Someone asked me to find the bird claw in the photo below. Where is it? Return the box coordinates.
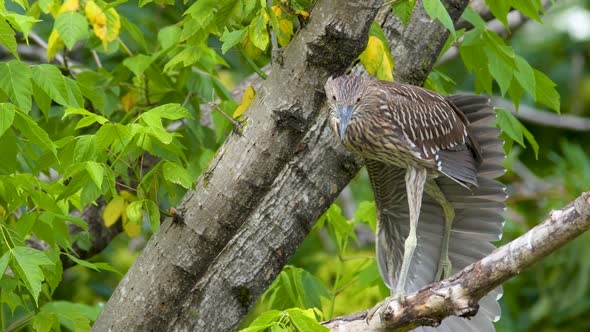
[365,294,402,325]
[435,257,452,282]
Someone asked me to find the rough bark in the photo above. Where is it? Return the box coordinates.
[323,192,590,331]
[92,0,381,331]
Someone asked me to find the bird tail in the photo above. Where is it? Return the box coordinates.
[373,94,506,332]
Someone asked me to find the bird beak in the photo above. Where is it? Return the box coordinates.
[337,105,354,139]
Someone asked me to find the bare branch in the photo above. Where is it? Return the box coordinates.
[323,192,590,331]
[493,97,590,131]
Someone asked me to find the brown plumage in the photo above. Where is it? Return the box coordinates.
[325,75,506,331]
[325,76,482,187]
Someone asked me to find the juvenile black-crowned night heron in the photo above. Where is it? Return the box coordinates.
[325,75,506,331]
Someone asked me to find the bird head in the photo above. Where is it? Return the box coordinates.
[324,75,369,140]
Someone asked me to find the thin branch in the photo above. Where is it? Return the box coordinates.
[92,50,103,69]
[323,192,590,331]
[208,102,244,134]
[493,97,590,131]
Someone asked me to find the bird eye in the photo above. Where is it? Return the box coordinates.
[356,97,361,103]
[332,95,336,101]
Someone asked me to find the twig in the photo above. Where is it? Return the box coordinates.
[382,0,398,7]
[267,0,279,64]
[92,50,103,69]
[323,192,590,331]
[62,48,77,79]
[208,102,244,135]
[493,97,590,131]
[28,31,64,65]
[239,46,268,80]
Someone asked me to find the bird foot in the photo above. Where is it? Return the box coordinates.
[434,257,452,282]
[365,293,403,325]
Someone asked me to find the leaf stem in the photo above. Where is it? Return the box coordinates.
[239,46,268,80]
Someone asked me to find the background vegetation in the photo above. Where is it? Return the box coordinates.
[0,0,588,330]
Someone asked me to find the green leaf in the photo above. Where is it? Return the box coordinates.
[485,0,511,29]
[74,135,97,162]
[521,123,539,158]
[0,102,16,137]
[41,301,102,332]
[123,54,153,76]
[31,64,70,106]
[55,12,89,49]
[0,127,16,174]
[242,310,282,330]
[164,46,202,72]
[6,13,39,40]
[141,103,192,120]
[496,108,524,147]
[391,0,416,27]
[422,0,455,37]
[221,28,247,54]
[354,201,376,232]
[10,246,54,305]
[64,107,109,130]
[513,55,536,99]
[120,16,148,52]
[0,60,32,111]
[10,0,28,10]
[534,69,560,113]
[126,201,143,224]
[13,110,58,158]
[0,18,19,59]
[286,308,328,332]
[248,13,269,51]
[144,199,161,233]
[461,6,486,29]
[158,25,181,50]
[0,252,9,276]
[32,310,60,332]
[64,77,84,107]
[512,0,543,22]
[485,47,513,96]
[162,161,193,189]
[32,80,52,118]
[85,161,104,189]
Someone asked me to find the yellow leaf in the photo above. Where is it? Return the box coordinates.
[271,5,282,18]
[121,92,136,112]
[359,36,394,81]
[122,201,141,237]
[47,29,64,61]
[119,190,137,202]
[241,33,262,59]
[295,9,309,20]
[85,0,120,50]
[58,0,79,14]
[277,19,293,46]
[103,196,126,227]
[123,216,141,237]
[233,85,256,118]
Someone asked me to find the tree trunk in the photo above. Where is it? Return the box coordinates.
[92,0,381,331]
